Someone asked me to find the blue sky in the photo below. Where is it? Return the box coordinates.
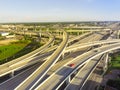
[0,0,120,22]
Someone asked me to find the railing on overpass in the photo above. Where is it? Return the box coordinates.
[0,32,54,77]
[15,30,68,90]
[35,42,120,90]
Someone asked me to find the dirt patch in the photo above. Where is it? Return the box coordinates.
[0,39,18,46]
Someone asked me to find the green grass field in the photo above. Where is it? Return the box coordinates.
[0,40,32,64]
[110,54,120,69]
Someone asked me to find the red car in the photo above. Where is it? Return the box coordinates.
[69,63,75,67]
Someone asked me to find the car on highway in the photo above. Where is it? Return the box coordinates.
[68,63,75,67]
[94,50,98,52]
[94,49,100,52]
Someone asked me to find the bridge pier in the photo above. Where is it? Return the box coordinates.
[59,31,61,36]
[29,33,32,37]
[9,71,14,77]
[39,30,41,37]
[50,41,54,47]
[69,51,72,55]
[66,76,71,84]
[38,32,41,41]
[62,53,65,59]
[67,42,71,47]
[117,30,120,39]
[103,53,109,75]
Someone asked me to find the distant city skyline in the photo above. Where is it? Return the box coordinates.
[0,0,120,22]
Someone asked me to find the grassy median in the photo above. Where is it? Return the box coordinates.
[109,53,120,69]
[0,40,42,65]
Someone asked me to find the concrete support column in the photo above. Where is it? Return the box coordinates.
[46,28,49,32]
[39,30,41,37]
[103,53,109,74]
[51,41,54,46]
[69,51,72,54]
[39,32,41,41]
[61,31,63,36]
[59,31,61,36]
[23,31,25,36]
[9,71,14,77]
[29,33,32,37]
[108,57,111,63]
[68,42,71,47]
[117,30,120,39]
[67,43,70,47]
[66,76,71,84]
[62,53,64,59]
[74,70,78,75]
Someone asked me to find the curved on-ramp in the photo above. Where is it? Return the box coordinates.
[0,33,54,77]
[35,42,120,90]
[15,30,68,90]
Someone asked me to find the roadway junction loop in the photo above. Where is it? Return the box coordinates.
[0,28,120,90]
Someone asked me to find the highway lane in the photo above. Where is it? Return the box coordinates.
[9,37,114,78]
[15,30,68,90]
[65,55,104,90]
[65,39,120,53]
[73,31,108,45]
[65,31,109,54]
[0,30,109,89]
[0,49,85,90]
[0,31,102,77]
[34,49,104,90]
[0,33,54,77]
[0,48,57,90]
[67,32,92,44]
[0,63,41,90]
[36,32,92,55]
[67,31,118,90]
[0,24,115,86]
[34,30,109,89]
[0,32,99,90]
[0,30,106,69]
[36,39,117,78]
[62,31,117,90]
[35,43,120,90]
[11,31,109,89]
[78,31,117,90]
[0,47,91,90]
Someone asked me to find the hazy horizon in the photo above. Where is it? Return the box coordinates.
[0,0,120,22]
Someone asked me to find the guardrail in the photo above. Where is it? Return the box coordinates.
[0,32,54,77]
[65,32,117,90]
[55,42,120,90]
[0,31,113,77]
[68,32,92,44]
[65,54,105,90]
[35,42,120,90]
[15,30,68,90]
[65,39,120,53]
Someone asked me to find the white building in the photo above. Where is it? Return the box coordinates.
[0,32,9,36]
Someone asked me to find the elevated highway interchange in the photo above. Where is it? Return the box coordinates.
[0,27,120,90]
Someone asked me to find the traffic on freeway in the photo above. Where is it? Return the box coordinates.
[0,23,120,90]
